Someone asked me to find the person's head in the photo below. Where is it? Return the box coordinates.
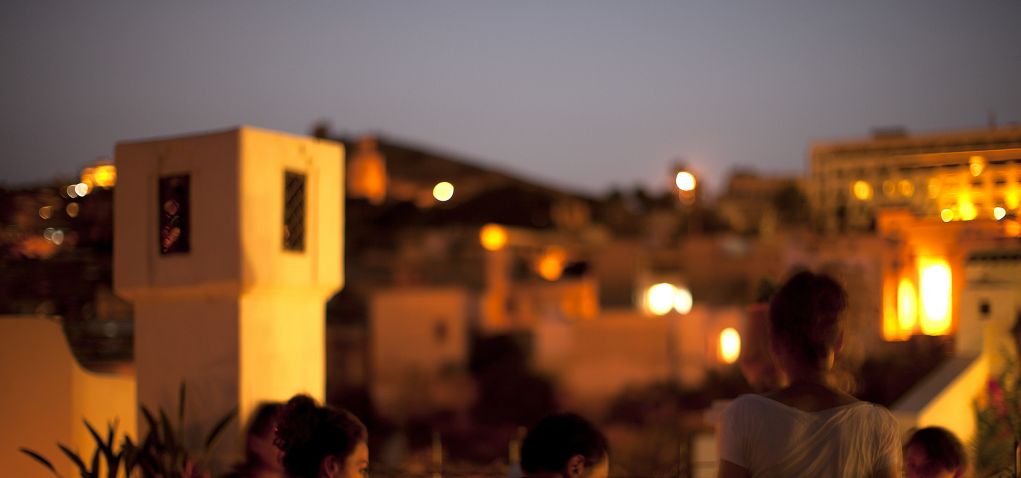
[274,395,368,478]
[520,413,609,478]
[768,270,847,375]
[904,427,967,478]
[243,402,285,471]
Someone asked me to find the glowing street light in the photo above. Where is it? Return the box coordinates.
[675,171,696,192]
[645,283,676,316]
[480,224,508,251]
[994,207,1007,221]
[91,164,117,188]
[673,286,693,314]
[719,328,741,364]
[433,181,454,202]
[852,180,872,201]
[537,246,566,281]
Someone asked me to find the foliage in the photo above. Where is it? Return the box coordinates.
[973,353,1021,478]
[20,383,236,478]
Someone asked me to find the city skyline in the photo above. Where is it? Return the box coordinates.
[3,0,1020,194]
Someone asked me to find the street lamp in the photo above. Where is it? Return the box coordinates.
[675,171,696,192]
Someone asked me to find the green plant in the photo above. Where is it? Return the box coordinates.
[21,383,236,478]
[20,419,126,478]
[973,352,1021,478]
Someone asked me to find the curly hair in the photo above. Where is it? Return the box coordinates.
[274,395,367,478]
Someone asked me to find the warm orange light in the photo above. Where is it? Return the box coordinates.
[66,203,79,218]
[994,207,1007,221]
[958,200,977,221]
[38,206,53,219]
[645,283,676,316]
[432,181,454,202]
[675,172,696,192]
[969,156,985,177]
[897,279,917,334]
[1006,220,1021,237]
[940,209,954,222]
[919,259,952,336]
[719,328,741,364]
[1007,192,1020,209]
[898,179,914,197]
[673,287,693,314]
[91,165,117,188]
[882,180,896,198]
[852,180,872,201]
[537,247,566,281]
[480,224,508,251]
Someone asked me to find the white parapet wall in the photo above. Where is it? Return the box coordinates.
[892,354,987,444]
[0,316,136,478]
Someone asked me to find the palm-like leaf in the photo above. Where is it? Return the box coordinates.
[204,407,237,452]
[19,448,61,477]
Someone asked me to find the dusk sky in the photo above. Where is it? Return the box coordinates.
[3,1,1020,194]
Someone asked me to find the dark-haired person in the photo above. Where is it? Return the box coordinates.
[226,402,285,478]
[717,271,901,478]
[274,395,368,478]
[904,427,968,478]
[520,412,609,478]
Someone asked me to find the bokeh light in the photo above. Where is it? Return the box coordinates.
[897,278,917,334]
[969,155,985,177]
[479,224,508,251]
[432,181,454,202]
[74,183,89,197]
[673,287,693,314]
[898,179,914,197]
[719,328,741,364]
[852,180,872,201]
[66,203,79,218]
[940,209,954,222]
[644,283,676,316]
[994,207,1006,220]
[919,259,952,336]
[537,247,566,281]
[91,165,117,188]
[675,172,696,192]
[958,200,977,221]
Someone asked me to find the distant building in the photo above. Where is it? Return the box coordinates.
[809,125,1021,232]
[715,171,807,235]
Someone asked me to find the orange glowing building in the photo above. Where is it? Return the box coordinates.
[811,125,1021,342]
[810,125,1021,233]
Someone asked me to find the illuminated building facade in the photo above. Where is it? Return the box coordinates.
[809,126,1021,233]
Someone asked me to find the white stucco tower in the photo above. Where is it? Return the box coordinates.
[113,126,343,464]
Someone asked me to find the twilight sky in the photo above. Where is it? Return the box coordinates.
[2,1,1020,194]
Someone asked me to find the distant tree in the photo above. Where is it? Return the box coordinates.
[310,120,332,139]
[469,333,555,427]
[772,184,811,227]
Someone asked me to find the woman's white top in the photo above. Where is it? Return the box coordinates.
[718,394,901,478]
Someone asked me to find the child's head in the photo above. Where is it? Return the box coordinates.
[520,413,609,478]
[904,427,967,478]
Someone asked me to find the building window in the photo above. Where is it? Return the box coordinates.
[283,171,306,252]
[159,175,190,255]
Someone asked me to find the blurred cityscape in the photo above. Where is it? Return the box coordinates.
[4,121,1021,476]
